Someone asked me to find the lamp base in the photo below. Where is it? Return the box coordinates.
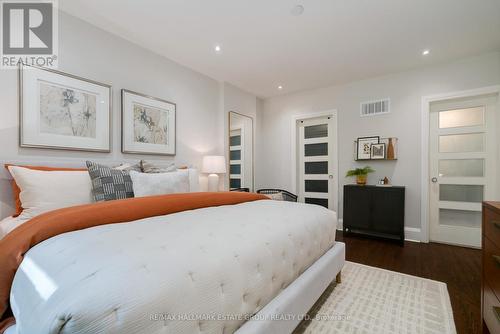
[207,174,219,192]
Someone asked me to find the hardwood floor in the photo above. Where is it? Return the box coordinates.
[335,231,482,334]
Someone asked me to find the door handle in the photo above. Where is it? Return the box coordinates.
[431,177,438,183]
[491,221,500,229]
[329,175,333,179]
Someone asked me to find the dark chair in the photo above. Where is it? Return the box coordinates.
[257,189,298,202]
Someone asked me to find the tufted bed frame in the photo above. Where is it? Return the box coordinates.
[236,242,345,333]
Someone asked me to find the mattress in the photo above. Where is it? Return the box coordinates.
[10,199,337,333]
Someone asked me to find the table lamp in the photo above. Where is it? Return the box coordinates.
[202,155,226,192]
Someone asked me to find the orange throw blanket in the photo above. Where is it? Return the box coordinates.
[0,192,267,331]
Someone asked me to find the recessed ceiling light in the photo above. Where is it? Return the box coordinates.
[291,5,304,16]
[278,85,283,90]
[422,49,430,56]
[214,45,222,53]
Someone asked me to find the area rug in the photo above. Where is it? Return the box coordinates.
[294,261,456,334]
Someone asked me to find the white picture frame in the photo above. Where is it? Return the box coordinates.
[121,89,176,156]
[19,64,111,152]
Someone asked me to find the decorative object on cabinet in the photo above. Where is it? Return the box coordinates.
[354,137,398,161]
[19,63,111,152]
[346,166,375,185]
[202,155,226,192]
[356,136,379,160]
[377,177,391,185]
[343,184,405,245]
[482,201,500,334]
[386,137,395,160]
[121,89,176,155]
[370,143,386,159]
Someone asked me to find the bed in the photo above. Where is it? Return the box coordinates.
[0,179,344,334]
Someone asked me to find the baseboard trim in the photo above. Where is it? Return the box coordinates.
[337,220,421,243]
[404,227,421,243]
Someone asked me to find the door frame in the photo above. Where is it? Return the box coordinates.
[420,85,500,243]
[290,110,339,214]
[227,111,254,191]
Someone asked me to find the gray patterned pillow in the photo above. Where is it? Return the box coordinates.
[86,161,134,202]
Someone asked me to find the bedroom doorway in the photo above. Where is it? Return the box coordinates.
[428,93,498,248]
[296,114,337,211]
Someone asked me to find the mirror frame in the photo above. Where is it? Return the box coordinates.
[228,111,255,192]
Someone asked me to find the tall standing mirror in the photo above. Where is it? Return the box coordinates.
[228,112,254,191]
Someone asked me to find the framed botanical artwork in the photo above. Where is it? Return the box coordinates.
[356,136,379,160]
[370,143,386,159]
[121,89,176,155]
[19,64,111,152]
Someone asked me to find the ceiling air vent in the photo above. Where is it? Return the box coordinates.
[360,98,390,117]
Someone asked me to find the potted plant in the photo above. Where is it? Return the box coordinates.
[346,166,375,185]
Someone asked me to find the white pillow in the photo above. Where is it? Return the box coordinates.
[7,166,94,220]
[130,170,190,197]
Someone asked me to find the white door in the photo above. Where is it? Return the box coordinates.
[297,116,336,210]
[429,94,498,248]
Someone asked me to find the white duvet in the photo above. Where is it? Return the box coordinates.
[9,200,337,334]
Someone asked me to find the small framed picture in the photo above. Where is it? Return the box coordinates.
[19,63,111,152]
[370,143,386,159]
[356,136,379,160]
[121,89,176,155]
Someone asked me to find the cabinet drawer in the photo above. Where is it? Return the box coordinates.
[483,283,500,334]
[484,237,500,301]
[484,206,500,248]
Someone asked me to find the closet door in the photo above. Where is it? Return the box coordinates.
[429,94,498,248]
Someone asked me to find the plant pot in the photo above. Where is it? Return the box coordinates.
[356,175,367,185]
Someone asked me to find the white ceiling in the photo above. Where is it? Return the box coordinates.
[60,0,500,98]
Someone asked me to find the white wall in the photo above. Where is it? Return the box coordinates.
[0,12,225,218]
[257,52,500,239]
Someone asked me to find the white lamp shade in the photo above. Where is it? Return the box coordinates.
[202,155,226,174]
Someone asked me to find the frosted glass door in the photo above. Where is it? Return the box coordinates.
[297,116,335,209]
[429,95,498,248]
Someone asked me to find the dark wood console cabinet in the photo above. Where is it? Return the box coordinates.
[482,202,500,334]
[343,184,405,245]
